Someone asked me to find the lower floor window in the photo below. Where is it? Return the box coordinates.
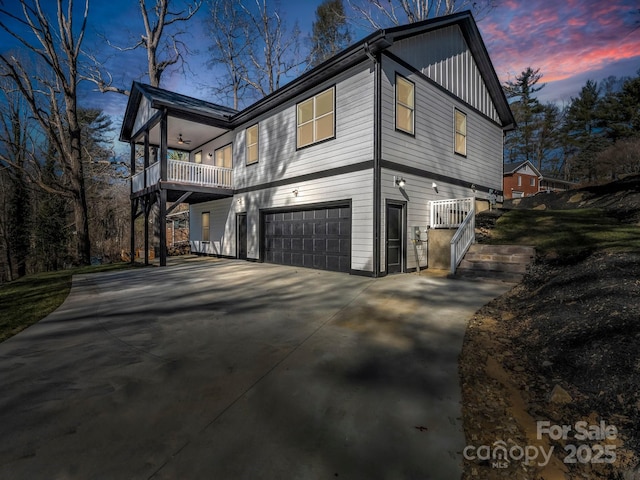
[202,212,210,242]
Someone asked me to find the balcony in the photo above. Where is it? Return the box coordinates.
[131,160,233,194]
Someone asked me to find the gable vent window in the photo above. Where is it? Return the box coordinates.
[297,87,335,149]
[396,75,415,135]
[246,124,259,165]
[454,109,467,156]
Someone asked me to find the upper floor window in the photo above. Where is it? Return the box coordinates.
[214,144,233,168]
[530,177,536,187]
[297,87,335,149]
[454,109,467,156]
[246,125,259,165]
[396,75,415,135]
[517,175,522,186]
[194,150,202,164]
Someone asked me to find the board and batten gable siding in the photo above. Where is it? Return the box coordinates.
[132,95,156,138]
[388,25,499,123]
[189,169,374,272]
[380,55,503,193]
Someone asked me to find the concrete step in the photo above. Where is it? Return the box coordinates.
[454,268,526,283]
[466,244,536,256]
[454,243,536,283]
[458,259,529,273]
[463,252,534,264]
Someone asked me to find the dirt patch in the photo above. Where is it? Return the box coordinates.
[460,176,640,479]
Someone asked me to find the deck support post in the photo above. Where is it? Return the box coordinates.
[159,111,168,267]
[130,141,136,264]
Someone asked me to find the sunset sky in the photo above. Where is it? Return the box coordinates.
[1,0,639,121]
[480,0,640,102]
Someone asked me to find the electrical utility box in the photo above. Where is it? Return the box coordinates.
[413,226,429,242]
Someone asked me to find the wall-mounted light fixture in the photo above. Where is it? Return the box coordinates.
[292,189,299,197]
[471,184,477,193]
[394,176,406,188]
[208,152,213,158]
[432,182,439,193]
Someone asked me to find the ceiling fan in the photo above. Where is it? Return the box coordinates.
[177,133,192,145]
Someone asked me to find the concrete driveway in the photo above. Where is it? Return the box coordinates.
[0,259,512,479]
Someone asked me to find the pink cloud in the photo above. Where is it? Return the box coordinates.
[479,0,640,84]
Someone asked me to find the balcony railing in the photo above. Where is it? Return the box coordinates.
[131,160,233,193]
[429,197,474,229]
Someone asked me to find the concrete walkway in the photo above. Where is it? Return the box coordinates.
[0,259,512,479]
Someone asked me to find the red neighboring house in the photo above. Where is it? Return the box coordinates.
[503,161,542,199]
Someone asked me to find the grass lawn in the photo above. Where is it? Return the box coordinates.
[0,263,143,343]
[486,208,640,257]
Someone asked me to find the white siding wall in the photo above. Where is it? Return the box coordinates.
[190,169,374,272]
[190,63,374,187]
[380,169,476,272]
[388,25,499,123]
[190,197,234,255]
[379,50,504,273]
[381,55,504,193]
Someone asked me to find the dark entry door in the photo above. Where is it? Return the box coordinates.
[237,213,247,260]
[386,203,403,274]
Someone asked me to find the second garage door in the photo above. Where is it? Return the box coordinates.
[263,205,351,273]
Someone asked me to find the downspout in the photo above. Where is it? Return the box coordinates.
[366,42,382,278]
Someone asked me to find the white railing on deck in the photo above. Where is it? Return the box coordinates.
[130,160,233,192]
[148,161,160,185]
[167,160,232,188]
[131,171,144,192]
[430,197,474,229]
[450,204,476,274]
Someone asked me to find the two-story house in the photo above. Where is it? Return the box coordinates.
[503,161,542,199]
[120,11,515,276]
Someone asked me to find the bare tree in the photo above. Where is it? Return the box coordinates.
[207,0,250,109]
[87,0,202,94]
[207,0,304,106]
[0,0,92,265]
[241,0,304,97]
[347,0,496,29]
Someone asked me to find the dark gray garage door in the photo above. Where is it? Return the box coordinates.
[263,205,351,273]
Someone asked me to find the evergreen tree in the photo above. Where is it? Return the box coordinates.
[503,67,545,166]
[533,103,562,173]
[600,73,640,142]
[562,80,610,182]
[310,0,352,67]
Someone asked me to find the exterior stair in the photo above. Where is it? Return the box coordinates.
[454,244,536,283]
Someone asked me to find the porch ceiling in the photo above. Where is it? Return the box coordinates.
[141,117,229,152]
